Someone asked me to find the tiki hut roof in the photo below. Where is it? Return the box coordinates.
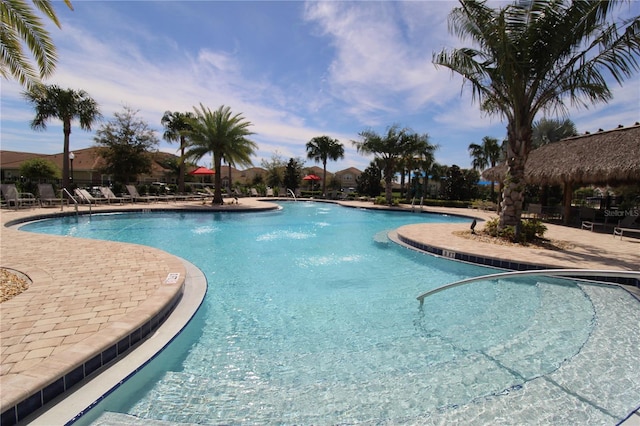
[482,124,640,186]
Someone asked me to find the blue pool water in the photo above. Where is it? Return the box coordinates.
[21,202,640,424]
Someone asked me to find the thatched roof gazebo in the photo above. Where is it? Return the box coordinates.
[483,123,640,223]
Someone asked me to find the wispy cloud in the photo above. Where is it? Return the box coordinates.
[2,1,638,173]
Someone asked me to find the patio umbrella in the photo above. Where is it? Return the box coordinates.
[303,174,321,191]
[190,166,215,184]
[190,166,215,176]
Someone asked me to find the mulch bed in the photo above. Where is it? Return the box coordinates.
[452,230,575,251]
[0,268,31,303]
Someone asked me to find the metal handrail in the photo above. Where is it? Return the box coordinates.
[61,188,83,215]
[417,269,640,306]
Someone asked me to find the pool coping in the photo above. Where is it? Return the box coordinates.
[1,199,639,424]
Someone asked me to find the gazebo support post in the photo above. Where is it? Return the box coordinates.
[562,180,573,225]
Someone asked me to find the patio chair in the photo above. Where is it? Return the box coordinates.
[1,184,37,209]
[613,215,640,240]
[250,188,259,197]
[75,188,107,205]
[580,206,604,231]
[38,183,65,207]
[100,187,131,204]
[266,187,274,197]
[197,187,216,199]
[125,185,158,203]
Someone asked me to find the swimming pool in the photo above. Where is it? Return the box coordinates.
[22,202,640,424]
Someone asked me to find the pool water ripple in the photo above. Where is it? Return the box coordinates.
[21,202,640,425]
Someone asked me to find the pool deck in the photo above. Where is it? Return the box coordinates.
[1,198,639,425]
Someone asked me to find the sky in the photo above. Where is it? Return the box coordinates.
[2,1,639,173]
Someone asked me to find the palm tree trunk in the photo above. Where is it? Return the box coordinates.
[322,160,327,197]
[62,120,71,190]
[178,136,186,193]
[499,135,528,240]
[384,166,393,204]
[213,155,223,205]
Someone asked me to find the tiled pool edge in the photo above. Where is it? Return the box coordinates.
[394,232,640,288]
[0,281,185,426]
[28,258,208,426]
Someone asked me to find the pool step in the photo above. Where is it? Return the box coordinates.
[125,343,524,424]
[92,411,196,425]
[419,278,594,379]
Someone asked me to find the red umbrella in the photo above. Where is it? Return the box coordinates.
[190,166,215,185]
[303,174,321,191]
[190,166,215,175]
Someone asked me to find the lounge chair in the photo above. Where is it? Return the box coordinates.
[580,206,604,231]
[75,188,107,204]
[125,185,158,203]
[266,187,274,197]
[38,183,65,207]
[1,184,37,209]
[613,215,640,240]
[203,187,215,197]
[250,188,259,197]
[100,187,131,204]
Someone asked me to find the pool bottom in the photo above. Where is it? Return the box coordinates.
[86,283,639,425]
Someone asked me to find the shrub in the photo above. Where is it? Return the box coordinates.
[423,199,472,208]
[483,218,547,243]
[374,196,386,205]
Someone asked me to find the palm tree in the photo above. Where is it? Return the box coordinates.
[434,0,640,238]
[353,125,424,205]
[161,111,194,193]
[416,137,438,199]
[399,132,435,199]
[1,0,73,90]
[184,104,256,205]
[24,84,101,190]
[532,118,577,148]
[305,135,345,196]
[468,136,501,200]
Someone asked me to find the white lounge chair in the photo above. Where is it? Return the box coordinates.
[75,188,107,204]
[100,187,131,204]
[580,207,604,231]
[125,185,158,203]
[1,184,36,209]
[613,215,640,240]
[38,183,65,207]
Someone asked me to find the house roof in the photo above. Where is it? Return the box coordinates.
[482,124,640,186]
[335,167,362,176]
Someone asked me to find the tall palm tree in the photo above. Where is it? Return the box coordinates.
[305,135,344,196]
[468,136,501,199]
[161,111,194,193]
[1,0,73,90]
[434,0,640,237]
[353,125,424,205]
[416,137,438,199]
[24,84,101,190]
[184,104,256,205]
[399,132,435,199]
